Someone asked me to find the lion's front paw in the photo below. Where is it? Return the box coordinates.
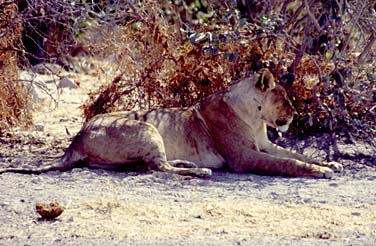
[322,167,334,179]
[324,161,343,173]
[313,167,334,179]
[195,168,212,178]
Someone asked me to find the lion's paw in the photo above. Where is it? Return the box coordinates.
[195,168,212,178]
[324,161,343,173]
[314,167,334,179]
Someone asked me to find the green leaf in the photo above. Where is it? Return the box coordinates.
[194,0,201,8]
[325,51,331,59]
[77,31,85,39]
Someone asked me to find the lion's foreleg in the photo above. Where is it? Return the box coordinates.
[260,142,315,162]
[260,143,343,172]
[228,150,334,178]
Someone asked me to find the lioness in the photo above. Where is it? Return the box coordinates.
[0,69,342,178]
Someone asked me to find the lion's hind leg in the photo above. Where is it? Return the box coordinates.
[157,162,212,178]
[140,126,212,178]
[147,156,212,178]
[147,151,212,179]
[125,121,211,178]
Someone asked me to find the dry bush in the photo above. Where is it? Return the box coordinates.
[236,0,376,145]
[0,1,31,133]
[82,0,375,147]
[8,0,376,147]
[288,57,375,140]
[83,1,265,120]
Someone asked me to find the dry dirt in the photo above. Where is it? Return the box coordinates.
[0,65,375,245]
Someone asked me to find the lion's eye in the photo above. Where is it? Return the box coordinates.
[258,106,262,111]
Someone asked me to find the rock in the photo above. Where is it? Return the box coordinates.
[32,63,64,75]
[35,202,65,219]
[57,77,79,95]
[24,80,50,104]
[34,123,44,132]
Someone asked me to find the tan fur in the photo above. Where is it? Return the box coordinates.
[0,69,343,178]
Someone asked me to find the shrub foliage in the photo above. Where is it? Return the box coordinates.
[83,0,376,142]
[1,0,375,145]
[0,1,31,132]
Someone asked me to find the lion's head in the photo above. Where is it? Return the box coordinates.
[256,69,296,132]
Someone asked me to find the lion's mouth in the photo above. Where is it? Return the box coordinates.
[277,124,289,133]
[263,120,290,132]
[274,118,290,133]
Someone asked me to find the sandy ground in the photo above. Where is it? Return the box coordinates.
[0,66,375,245]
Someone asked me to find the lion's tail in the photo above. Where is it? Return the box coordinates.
[0,147,76,175]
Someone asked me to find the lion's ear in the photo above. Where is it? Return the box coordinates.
[256,69,276,92]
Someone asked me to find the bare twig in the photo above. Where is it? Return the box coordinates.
[303,0,321,31]
[285,1,305,29]
[341,1,367,53]
[289,23,311,73]
[357,32,376,65]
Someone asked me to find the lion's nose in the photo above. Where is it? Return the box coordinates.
[275,119,287,126]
